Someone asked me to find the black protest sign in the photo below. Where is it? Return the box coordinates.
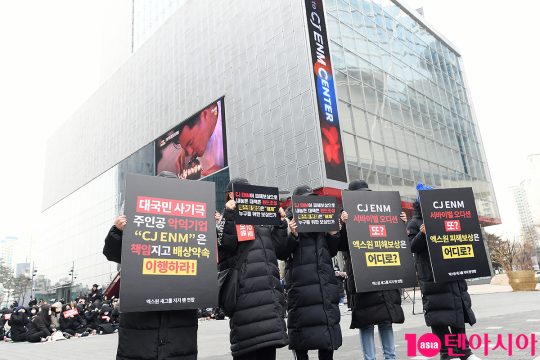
[120,174,218,313]
[342,190,416,292]
[419,187,491,282]
[233,183,281,226]
[292,195,339,233]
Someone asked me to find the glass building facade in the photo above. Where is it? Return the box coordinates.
[325,0,498,220]
[36,0,499,297]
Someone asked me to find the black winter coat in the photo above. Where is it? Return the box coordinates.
[27,312,53,338]
[89,288,103,303]
[218,208,288,356]
[1,310,12,336]
[407,211,476,328]
[338,225,405,329]
[84,308,100,330]
[59,306,86,333]
[8,312,29,341]
[103,225,198,360]
[59,313,76,331]
[75,304,87,326]
[278,230,342,351]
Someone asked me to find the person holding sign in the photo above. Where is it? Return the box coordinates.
[59,304,88,337]
[278,185,342,360]
[217,178,289,360]
[339,180,406,360]
[407,200,480,360]
[102,171,198,360]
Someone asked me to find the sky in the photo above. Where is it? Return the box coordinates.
[414,0,540,236]
[0,0,105,264]
[0,0,538,265]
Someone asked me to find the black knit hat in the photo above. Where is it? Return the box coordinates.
[293,185,315,196]
[225,177,249,192]
[348,180,371,191]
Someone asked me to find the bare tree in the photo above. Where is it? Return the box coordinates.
[12,275,32,305]
[0,260,14,305]
[485,233,533,271]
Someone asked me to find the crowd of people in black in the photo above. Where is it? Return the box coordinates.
[99,175,480,360]
[0,285,120,343]
[1,175,481,360]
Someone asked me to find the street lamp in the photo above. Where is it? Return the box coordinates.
[67,261,76,300]
[31,263,38,300]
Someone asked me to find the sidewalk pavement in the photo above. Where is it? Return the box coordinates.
[466,283,540,295]
[1,287,538,359]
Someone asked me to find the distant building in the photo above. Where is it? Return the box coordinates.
[0,236,16,270]
[39,0,500,288]
[511,154,540,268]
[33,274,52,297]
[15,263,30,278]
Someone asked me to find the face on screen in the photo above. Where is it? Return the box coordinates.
[155,99,225,180]
[178,103,219,157]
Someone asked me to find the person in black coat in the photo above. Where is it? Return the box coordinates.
[277,185,342,360]
[8,307,30,342]
[97,304,118,334]
[103,170,198,360]
[217,178,289,360]
[334,265,347,305]
[29,306,39,321]
[59,304,88,337]
[89,284,103,304]
[407,201,479,360]
[0,308,12,338]
[84,303,100,332]
[111,300,120,325]
[26,305,56,343]
[339,180,406,360]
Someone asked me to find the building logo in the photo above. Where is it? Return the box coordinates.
[305,0,347,182]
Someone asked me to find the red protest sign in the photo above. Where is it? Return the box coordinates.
[63,309,78,318]
[236,224,256,241]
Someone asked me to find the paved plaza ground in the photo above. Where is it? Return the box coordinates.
[1,285,539,360]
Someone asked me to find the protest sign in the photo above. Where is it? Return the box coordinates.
[342,190,416,291]
[419,187,491,282]
[292,195,339,233]
[120,174,218,312]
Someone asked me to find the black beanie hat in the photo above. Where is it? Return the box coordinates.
[348,180,371,191]
[225,177,249,192]
[293,185,315,196]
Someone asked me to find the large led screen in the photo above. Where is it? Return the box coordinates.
[155,98,227,180]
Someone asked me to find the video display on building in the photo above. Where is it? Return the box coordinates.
[155,98,227,180]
